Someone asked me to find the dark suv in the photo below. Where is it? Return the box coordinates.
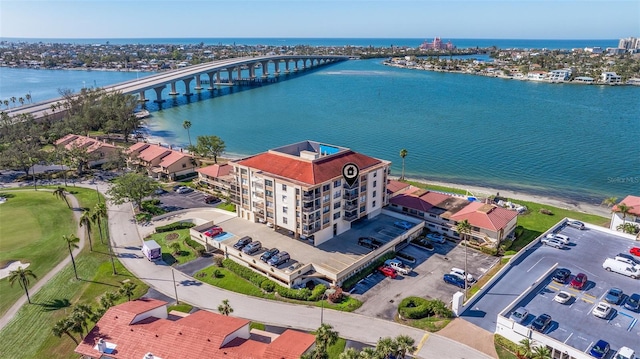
[530,313,552,332]
[233,236,252,250]
[260,248,279,262]
[268,251,290,267]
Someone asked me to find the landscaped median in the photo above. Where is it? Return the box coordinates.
[143,221,201,264]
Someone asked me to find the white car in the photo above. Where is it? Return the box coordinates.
[615,347,635,359]
[592,302,612,319]
[541,237,565,249]
[426,233,446,244]
[553,291,572,304]
[450,268,475,283]
[509,307,529,324]
[545,233,570,244]
[385,259,411,275]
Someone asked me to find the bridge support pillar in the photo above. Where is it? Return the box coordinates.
[216,71,222,86]
[183,78,193,96]
[237,67,242,81]
[250,65,256,79]
[207,72,216,90]
[261,61,269,78]
[227,69,234,85]
[194,75,202,90]
[169,82,179,95]
[138,91,148,102]
[274,61,280,77]
[153,86,165,103]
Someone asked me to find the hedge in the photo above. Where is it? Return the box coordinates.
[156,221,195,233]
[494,334,520,355]
[184,237,206,256]
[398,297,431,319]
[222,259,267,287]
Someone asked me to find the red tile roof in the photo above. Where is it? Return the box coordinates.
[137,145,171,162]
[127,142,149,153]
[159,151,192,168]
[613,195,640,216]
[389,190,451,212]
[237,150,383,186]
[450,202,518,231]
[386,180,411,196]
[74,299,314,359]
[197,163,232,178]
[54,134,116,153]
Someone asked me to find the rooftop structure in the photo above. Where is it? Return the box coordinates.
[54,134,118,167]
[127,142,196,181]
[74,298,315,359]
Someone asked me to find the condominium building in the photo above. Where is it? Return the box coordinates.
[231,141,391,246]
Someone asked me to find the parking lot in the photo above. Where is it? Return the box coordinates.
[352,238,498,320]
[155,187,219,212]
[462,223,640,356]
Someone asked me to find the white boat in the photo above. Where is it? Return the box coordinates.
[134,110,150,119]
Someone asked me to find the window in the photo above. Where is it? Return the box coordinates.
[265,190,273,197]
[282,184,287,191]
[241,178,248,185]
[334,202,340,209]
[266,201,273,208]
[241,169,247,175]
[266,212,273,218]
[334,190,341,199]
[283,206,288,214]
[372,201,376,208]
[360,195,366,203]
[282,195,287,201]
[360,206,366,213]
[333,212,340,220]
[373,171,377,177]
[334,179,341,188]
[373,180,377,187]
[323,184,330,191]
[265,179,273,186]
[373,190,377,198]
[282,217,288,224]
[242,189,248,195]
[323,205,329,214]
[323,194,330,203]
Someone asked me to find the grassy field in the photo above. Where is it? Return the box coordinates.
[145,229,197,265]
[0,187,148,359]
[0,189,79,316]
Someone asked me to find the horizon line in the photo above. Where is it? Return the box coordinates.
[0,36,626,41]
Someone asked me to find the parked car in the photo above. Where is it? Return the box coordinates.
[204,195,220,204]
[260,248,279,262]
[570,273,588,290]
[233,236,252,250]
[541,237,565,249]
[384,259,411,275]
[393,221,413,230]
[268,251,290,267]
[615,347,636,359]
[589,340,610,358]
[358,237,379,250]
[378,265,398,279]
[615,253,639,265]
[242,241,262,254]
[602,258,640,279]
[631,247,640,257]
[546,233,570,244]
[509,307,529,324]
[284,263,303,274]
[176,186,194,194]
[530,313,552,333]
[605,287,623,305]
[553,291,572,304]
[552,268,571,283]
[450,267,475,283]
[443,274,466,289]
[624,293,640,312]
[154,188,167,195]
[204,226,223,237]
[592,302,612,319]
[172,185,183,192]
[566,220,585,230]
[426,233,446,244]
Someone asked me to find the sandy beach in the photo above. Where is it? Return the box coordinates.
[398,176,612,218]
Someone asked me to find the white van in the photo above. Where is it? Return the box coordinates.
[615,347,635,359]
[602,258,640,279]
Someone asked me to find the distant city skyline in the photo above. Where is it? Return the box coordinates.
[1,0,638,40]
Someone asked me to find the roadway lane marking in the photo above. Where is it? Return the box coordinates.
[414,333,430,354]
[564,332,573,343]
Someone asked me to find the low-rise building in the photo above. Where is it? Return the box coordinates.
[610,195,640,233]
[55,134,119,168]
[127,142,197,180]
[601,72,622,85]
[74,298,315,359]
[196,163,236,199]
[548,69,571,82]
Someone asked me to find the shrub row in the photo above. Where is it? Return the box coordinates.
[341,251,396,291]
[222,259,267,287]
[398,297,431,319]
[494,334,520,355]
[156,222,195,233]
[184,237,205,256]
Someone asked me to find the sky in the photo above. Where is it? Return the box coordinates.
[0,0,638,39]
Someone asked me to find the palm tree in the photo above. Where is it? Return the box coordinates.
[79,209,93,251]
[100,291,120,309]
[314,323,339,359]
[53,186,70,208]
[72,304,93,335]
[339,348,360,359]
[399,149,408,181]
[217,299,234,316]
[394,335,416,359]
[602,196,618,208]
[375,337,397,359]
[119,282,137,301]
[531,345,552,359]
[183,120,193,148]
[91,203,107,244]
[358,348,378,359]
[63,234,80,280]
[8,267,37,304]
[517,338,534,359]
[614,202,633,228]
[25,92,31,104]
[52,319,79,344]
[456,219,472,300]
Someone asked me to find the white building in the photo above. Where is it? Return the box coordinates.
[231,141,391,246]
[601,72,622,85]
[610,195,640,233]
[548,69,572,82]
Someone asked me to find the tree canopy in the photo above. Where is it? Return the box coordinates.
[191,135,226,163]
[106,172,160,210]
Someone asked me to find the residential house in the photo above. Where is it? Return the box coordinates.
[601,72,622,85]
[610,195,640,232]
[527,71,547,81]
[127,142,197,180]
[74,298,315,359]
[231,140,391,246]
[196,163,236,199]
[548,69,571,82]
[388,185,518,246]
[55,134,119,168]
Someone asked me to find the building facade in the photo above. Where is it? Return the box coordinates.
[55,134,119,168]
[127,142,197,180]
[610,195,640,234]
[231,141,391,246]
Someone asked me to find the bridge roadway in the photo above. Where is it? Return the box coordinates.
[5,54,348,119]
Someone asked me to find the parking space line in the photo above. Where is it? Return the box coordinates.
[547,284,560,291]
[617,311,634,319]
[583,293,596,300]
[581,297,594,304]
[564,332,573,343]
[628,318,637,331]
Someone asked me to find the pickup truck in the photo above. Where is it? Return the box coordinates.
[384,259,412,275]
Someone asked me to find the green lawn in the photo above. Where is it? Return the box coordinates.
[217,202,236,212]
[0,187,148,359]
[0,189,79,316]
[145,229,198,265]
[327,337,347,358]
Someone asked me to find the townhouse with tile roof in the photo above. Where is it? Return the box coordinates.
[196,163,236,200]
[74,298,315,359]
[55,134,119,168]
[231,140,391,246]
[610,195,640,234]
[127,142,197,181]
[387,181,518,246]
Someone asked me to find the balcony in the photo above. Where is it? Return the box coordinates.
[302,205,316,213]
[302,194,314,202]
[343,203,357,211]
[343,191,359,201]
[343,212,358,222]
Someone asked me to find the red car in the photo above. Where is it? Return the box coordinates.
[570,273,588,290]
[204,226,223,237]
[630,247,640,257]
[378,265,397,279]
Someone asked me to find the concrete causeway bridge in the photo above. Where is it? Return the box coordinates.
[5,54,349,119]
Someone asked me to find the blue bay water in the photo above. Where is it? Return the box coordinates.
[1,39,638,205]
